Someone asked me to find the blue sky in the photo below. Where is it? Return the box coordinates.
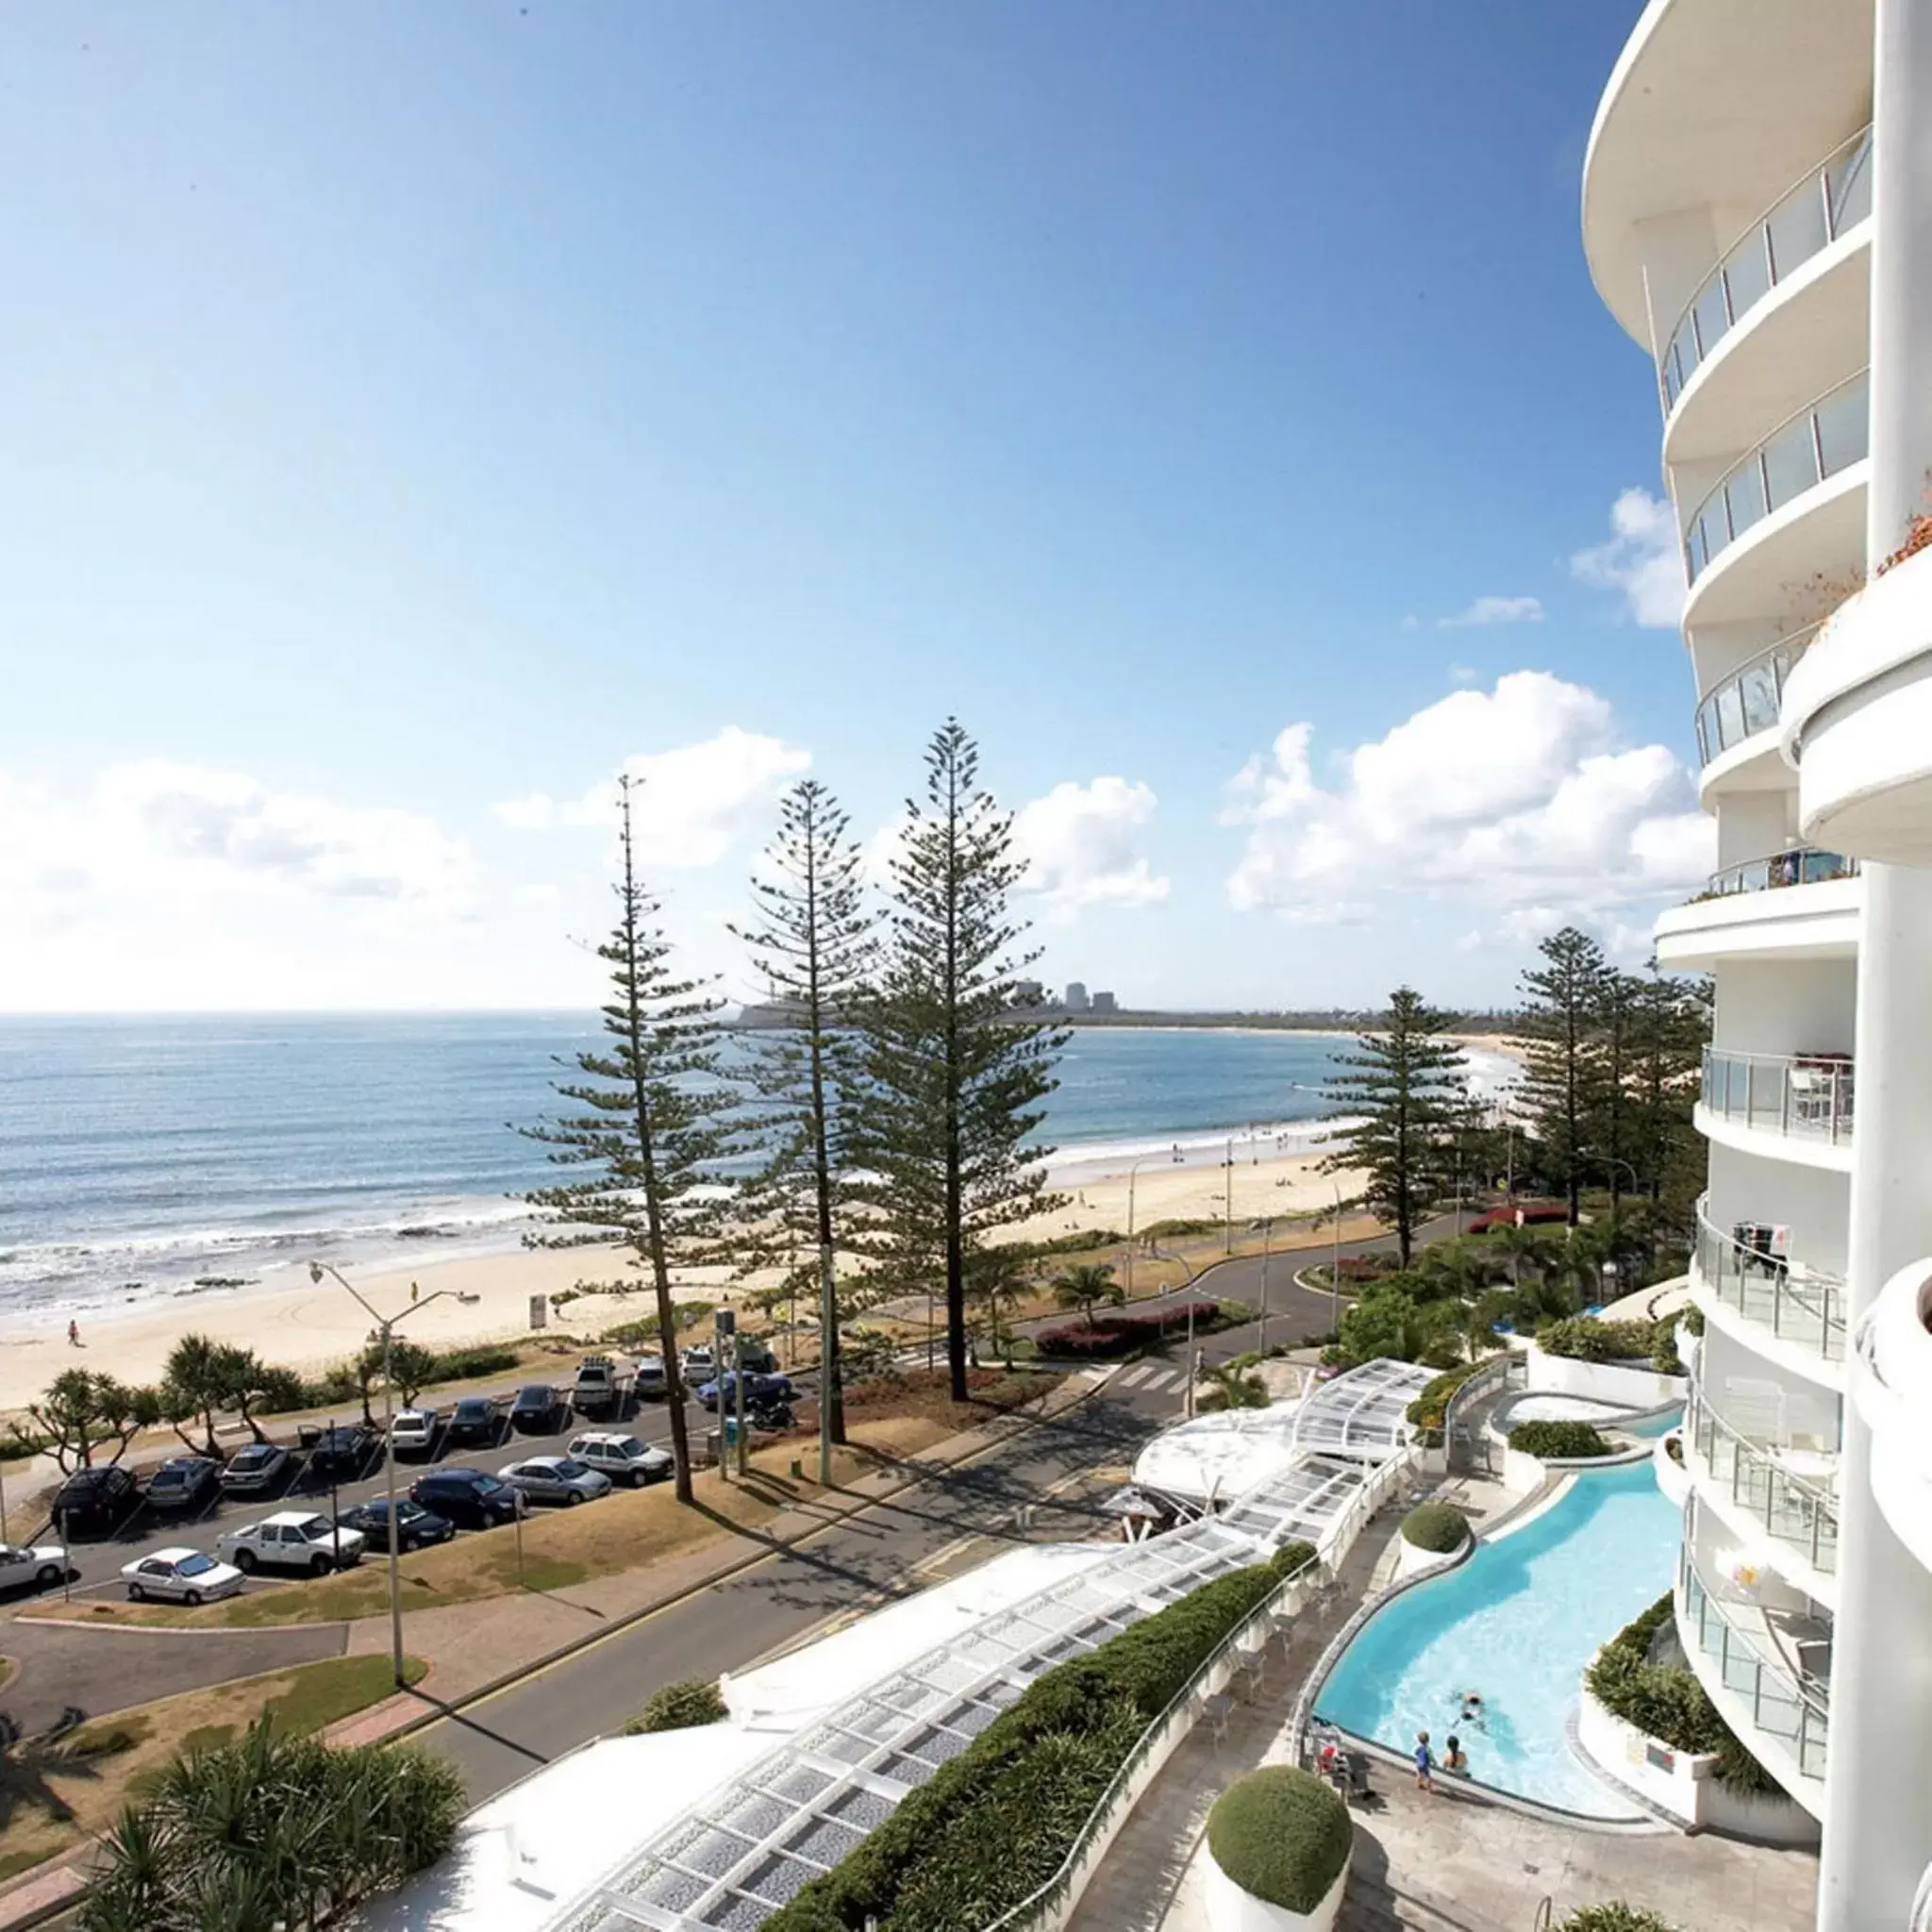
[0,1,1706,1012]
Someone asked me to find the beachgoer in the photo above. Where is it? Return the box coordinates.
[1459,1690,1485,1725]
[1413,1730,1435,1792]
[1444,1735,1468,1775]
[67,1320,79,1347]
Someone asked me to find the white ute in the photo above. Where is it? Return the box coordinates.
[217,1510,365,1575]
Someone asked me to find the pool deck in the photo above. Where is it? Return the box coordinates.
[1072,1470,1818,1932]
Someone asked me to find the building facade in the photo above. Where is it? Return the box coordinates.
[1585,2,1932,1924]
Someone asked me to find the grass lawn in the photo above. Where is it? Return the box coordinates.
[37,1371,1065,1633]
[0,1653,425,1882]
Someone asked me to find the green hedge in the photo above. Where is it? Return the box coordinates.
[629,1678,727,1733]
[1400,1502,1470,1555]
[1679,1303,1705,1338]
[1557,1907,1680,1932]
[1507,1420,1614,1459]
[1207,1766,1352,1912]
[1536,1317,1654,1363]
[761,1541,1319,1931]
[1404,1361,1485,1446]
[1585,1595,1778,1797]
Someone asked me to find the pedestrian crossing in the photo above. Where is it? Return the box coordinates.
[1116,1361,1189,1393]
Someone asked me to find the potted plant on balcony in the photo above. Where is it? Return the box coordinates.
[1205,1765,1353,1932]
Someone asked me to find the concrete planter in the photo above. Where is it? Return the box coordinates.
[1393,1530,1465,1580]
[1524,1341,1686,1410]
[1205,1844,1347,1932]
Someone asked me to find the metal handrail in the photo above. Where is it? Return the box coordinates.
[1692,1196,1846,1360]
[1705,845,1859,897]
[1659,125,1874,414]
[1684,369,1870,585]
[1693,625,1820,765]
[1683,1378,1838,1574]
[1701,1045,1855,1145]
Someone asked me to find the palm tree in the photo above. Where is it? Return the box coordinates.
[1196,1362,1268,1412]
[0,1711,98,1834]
[1459,1288,1516,1362]
[1051,1261,1123,1328]
[967,1244,1033,1361]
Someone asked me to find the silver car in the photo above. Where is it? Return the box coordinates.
[122,1546,245,1606]
[500,1456,612,1507]
[567,1431,675,1487]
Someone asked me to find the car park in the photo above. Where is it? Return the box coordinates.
[144,1456,221,1513]
[445,1396,502,1448]
[122,1547,245,1606]
[695,1371,796,1412]
[566,1432,675,1487]
[633,1355,668,1399]
[336,1498,455,1552]
[0,1541,69,1593]
[389,1408,440,1458]
[409,1467,522,1529]
[500,1457,612,1507]
[220,1442,292,1495]
[509,1384,563,1434]
[308,1423,379,1478]
[217,1511,365,1575]
[49,1464,137,1537]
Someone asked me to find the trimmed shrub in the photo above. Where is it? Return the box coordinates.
[1650,1319,1684,1377]
[1557,1907,1680,1932]
[1466,1202,1568,1234]
[1270,1539,1318,1580]
[629,1678,727,1733]
[1507,1419,1613,1459]
[1679,1303,1706,1337]
[1404,1361,1484,1447]
[1586,1595,1780,1798]
[760,1558,1287,1931]
[1400,1502,1469,1555]
[1034,1301,1220,1359]
[1536,1317,1655,1364]
[1207,1766,1353,1914]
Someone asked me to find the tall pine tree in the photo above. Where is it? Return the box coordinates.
[1626,959,1710,1218]
[1320,988,1469,1268]
[522,776,737,1506]
[856,722,1066,1401]
[1517,926,1611,1226]
[730,779,874,1481]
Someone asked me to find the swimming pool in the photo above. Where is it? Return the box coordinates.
[1314,1458,1681,1817]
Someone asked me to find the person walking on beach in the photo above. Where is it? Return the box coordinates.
[67,1319,79,1347]
[1413,1730,1436,1792]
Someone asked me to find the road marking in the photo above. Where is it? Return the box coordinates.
[1119,1364,1157,1389]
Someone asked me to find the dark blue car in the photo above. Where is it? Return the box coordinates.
[695,1371,795,1413]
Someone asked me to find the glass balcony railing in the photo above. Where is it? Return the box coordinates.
[1680,1544,1829,1781]
[1701,1047,1855,1145]
[1706,846,1860,897]
[1693,1197,1846,1364]
[1693,628,1819,765]
[1685,1382,1838,1574]
[1684,371,1870,585]
[1659,127,1874,413]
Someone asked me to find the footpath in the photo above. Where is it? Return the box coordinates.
[0,1365,1117,1930]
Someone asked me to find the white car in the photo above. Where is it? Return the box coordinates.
[500,1456,613,1507]
[0,1540,68,1594]
[633,1355,668,1399]
[681,1344,716,1381]
[122,1546,244,1606]
[216,1511,366,1575]
[390,1408,440,1457]
[568,1432,675,1488]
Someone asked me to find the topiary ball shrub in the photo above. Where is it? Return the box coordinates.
[1207,1765,1353,1915]
[1507,1419,1613,1459]
[1557,1907,1681,1932]
[629,1677,727,1733]
[1400,1502,1470,1555]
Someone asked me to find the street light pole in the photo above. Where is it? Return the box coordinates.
[1258,1216,1274,1357]
[309,1261,455,1690]
[1124,1158,1153,1303]
[1329,1180,1344,1335]
[1223,1137,1234,1256]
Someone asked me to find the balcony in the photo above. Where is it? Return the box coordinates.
[1704,846,1859,897]
[1701,1046,1854,1147]
[1679,1541,1829,1795]
[1684,372,1868,587]
[1694,628,1818,768]
[1693,1199,1846,1369]
[1658,128,1873,416]
[1683,1383,1838,1581]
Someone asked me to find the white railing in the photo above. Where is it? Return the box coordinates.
[1659,127,1873,414]
[1693,627,1819,765]
[1692,1198,1845,1363]
[1701,1046,1855,1146]
[1704,845,1859,898]
[1683,1379,1838,1574]
[1684,371,1869,585]
[1443,1354,1518,1474]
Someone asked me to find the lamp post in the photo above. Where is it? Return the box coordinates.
[1258,1216,1276,1357]
[1329,1181,1344,1335]
[1124,1157,1156,1302]
[1223,1137,1235,1256]
[1150,1245,1204,1419]
[308,1261,457,1689]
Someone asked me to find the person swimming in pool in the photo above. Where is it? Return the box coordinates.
[1458,1690,1486,1729]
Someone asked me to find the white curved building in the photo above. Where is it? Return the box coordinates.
[1586,2,1932,1924]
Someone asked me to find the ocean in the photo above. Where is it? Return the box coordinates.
[0,1014,1512,1326]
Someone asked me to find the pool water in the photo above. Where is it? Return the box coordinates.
[1315,1458,1681,1816]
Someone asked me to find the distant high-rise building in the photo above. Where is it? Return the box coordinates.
[1091,991,1119,1015]
[1063,982,1091,1013]
[1012,979,1045,1008]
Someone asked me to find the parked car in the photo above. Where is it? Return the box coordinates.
[220,1442,292,1495]
[0,1541,69,1593]
[445,1396,502,1448]
[633,1355,668,1399]
[680,1343,716,1382]
[500,1457,612,1507]
[509,1384,563,1435]
[122,1547,245,1606]
[389,1408,440,1458]
[695,1371,796,1413]
[336,1498,456,1552]
[144,1456,221,1513]
[735,1338,779,1375]
[570,1356,632,1419]
[409,1467,522,1529]
[567,1432,675,1488]
[49,1464,137,1536]
[217,1511,365,1575]
[308,1423,379,1478]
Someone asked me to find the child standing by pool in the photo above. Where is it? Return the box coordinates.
[1413,1730,1436,1791]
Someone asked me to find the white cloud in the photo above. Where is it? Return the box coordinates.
[1440,594,1543,628]
[1221,671,1713,924]
[1013,777,1169,914]
[1572,488,1686,628]
[495,727,810,869]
